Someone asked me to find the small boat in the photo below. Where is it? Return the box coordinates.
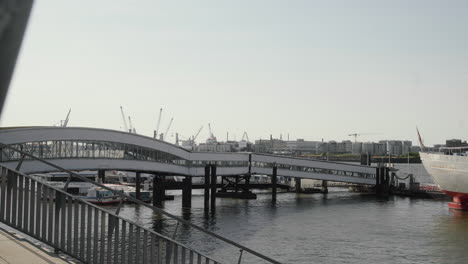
[81,184,152,204]
[81,187,123,204]
[105,184,152,202]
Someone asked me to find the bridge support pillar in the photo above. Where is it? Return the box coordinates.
[272,166,277,203]
[243,175,251,193]
[204,165,210,213]
[153,175,165,207]
[136,172,141,201]
[182,176,192,208]
[322,180,328,194]
[210,164,217,213]
[375,167,390,197]
[98,169,105,183]
[361,153,372,166]
[295,178,301,193]
[216,174,256,199]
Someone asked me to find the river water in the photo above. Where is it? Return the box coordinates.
[115,164,468,264]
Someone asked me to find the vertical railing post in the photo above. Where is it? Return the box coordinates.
[0,167,6,222]
[237,249,244,264]
[54,191,64,253]
[17,174,23,230]
[10,170,17,226]
[23,177,29,233]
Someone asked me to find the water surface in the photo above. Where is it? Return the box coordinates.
[116,165,468,264]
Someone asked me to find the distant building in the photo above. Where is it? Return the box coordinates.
[285,139,319,154]
[250,137,415,156]
[374,143,386,155]
[328,141,337,153]
[362,142,375,155]
[385,140,403,155]
[253,139,286,153]
[352,142,362,154]
[238,140,253,151]
[360,142,386,155]
[402,141,412,155]
[316,142,328,153]
[343,140,353,153]
[433,144,445,151]
[446,139,468,148]
[197,142,237,152]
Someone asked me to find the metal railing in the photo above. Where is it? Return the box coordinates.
[0,142,281,264]
[0,165,218,263]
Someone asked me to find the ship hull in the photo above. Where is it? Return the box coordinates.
[420,152,468,210]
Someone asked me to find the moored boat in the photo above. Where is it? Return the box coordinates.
[81,187,123,204]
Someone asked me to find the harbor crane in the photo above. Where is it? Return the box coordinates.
[128,116,136,133]
[348,133,380,143]
[120,106,129,132]
[193,126,203,141]
[163,117,174,141]
[207,123,217,143]
[241,131,250,142]
[62,108,71,127]
[208,123,214,138]
[154,108,163,138]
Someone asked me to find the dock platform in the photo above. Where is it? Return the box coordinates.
[0,225,77,264]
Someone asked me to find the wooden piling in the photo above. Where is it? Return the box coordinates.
[272,166,277,202]
[182,176,192,208]
[322,180,328,194]
[210,164,217,213]
[295,178,301,193]
[152,175,164,207]
[98,169,105,183]
[243,175,251,193]
[135,172,141,200]
[204,165,210,213]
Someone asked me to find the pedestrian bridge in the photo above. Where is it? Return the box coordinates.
[0,127,376,185]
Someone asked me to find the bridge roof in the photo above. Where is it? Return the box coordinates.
[0,126,376,184]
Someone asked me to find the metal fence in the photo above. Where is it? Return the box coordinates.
[0,165,218,264]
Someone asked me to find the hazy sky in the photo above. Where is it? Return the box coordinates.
[2,0,467,145]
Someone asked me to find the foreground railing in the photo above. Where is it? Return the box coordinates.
[0,142,280,264]
[0,165,218,263]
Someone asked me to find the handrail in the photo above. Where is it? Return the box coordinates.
[0,142,281,264]
[0,165,217,263]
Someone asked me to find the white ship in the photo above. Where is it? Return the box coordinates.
[31,171,97,195]
[420,147,468,210]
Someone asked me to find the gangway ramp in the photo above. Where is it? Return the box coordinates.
[251,154,376,185]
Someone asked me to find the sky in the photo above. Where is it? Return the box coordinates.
[2,0,468,146]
